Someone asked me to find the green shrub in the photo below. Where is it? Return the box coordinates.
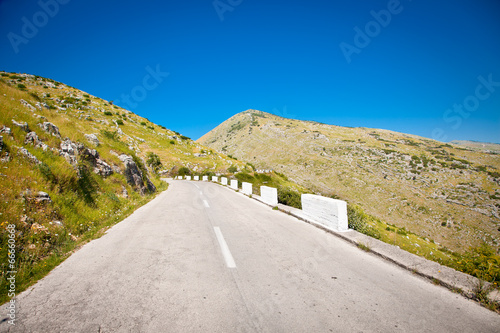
[104,111,113,116]
[17,83,26,89]
[228,165,238,173]
[178,167,191,176]
[347,205,381,239]
[116,119,124,126]
[169,140,175,145]
[454,244,500,283]
[146,152,162,173]
[277,187,302,209]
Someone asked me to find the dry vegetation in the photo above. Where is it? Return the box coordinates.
[199,110,500,286]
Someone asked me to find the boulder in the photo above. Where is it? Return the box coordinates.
[39,122,61,137]
[24,131,40,145]
[84,134,100,146]
[60,139,78,165]
[12,119,30,132]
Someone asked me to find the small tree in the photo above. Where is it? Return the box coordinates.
[178,167,191,176]
[146,152,162,174]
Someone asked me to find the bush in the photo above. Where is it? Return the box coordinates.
[17,84,26,89]
[228,165,238,173]
[146,152,162,173]
[104,111,113,116]
[116,119,124,126]
[235,172,255,183]
[169,140,175,145]
[178,167,191,176]
[277,187,302,209]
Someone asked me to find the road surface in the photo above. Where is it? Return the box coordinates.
[2,180,499,332]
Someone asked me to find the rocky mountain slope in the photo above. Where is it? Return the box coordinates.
[199,110,500,254]
[0,71,244,302]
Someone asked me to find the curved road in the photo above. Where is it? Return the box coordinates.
[2,180,499,332]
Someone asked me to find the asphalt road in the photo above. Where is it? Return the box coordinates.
[2,180,499,332]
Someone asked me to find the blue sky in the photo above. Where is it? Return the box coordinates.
[1,0,499,143]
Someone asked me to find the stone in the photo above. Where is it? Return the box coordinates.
[60,139,78,165]
[203,176,208,181]
[122,186,129,198]
[0,136,3,151]
[0,126,12,136]
[94,158,113,177]
[301,194,348,232]
[221,177,228,185]
[24,131,40,145]
[39,122,61,137]
[17,147,41,164]
[35,191,52,204]
[20,99,36,112]
[230,179,238,190]
[12,119,30,132]
[84,134,100,146]
[260,186,278,205]
[212,176,218,182]
[194,176,200,181]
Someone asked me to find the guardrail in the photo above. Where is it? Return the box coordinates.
[175,175,349,232]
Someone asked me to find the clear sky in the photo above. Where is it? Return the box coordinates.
[1,0,499,143]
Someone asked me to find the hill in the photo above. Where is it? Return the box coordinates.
[450,140,500,153]
[199,110,500,257]
[0,71,245,303]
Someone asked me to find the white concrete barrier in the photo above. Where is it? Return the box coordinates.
[242,182,252,195]
[230,179,238,190]
[185,176,192,181]
[260,186,278,206]
[221,177,228,185]
[301,194,348,232]
[194,176,200,181]
[212,176,218,182]
[178,176,183,180]
[202,176,208,181]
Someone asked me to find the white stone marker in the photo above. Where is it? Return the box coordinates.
[242,182,252,195]
[178,176,183,180]
[301,194,348,232]
[194,176,200,181]
[221,177,228,185]
[203,176,208,181]
[230,179,238,190]
[260,186,278,206]
[185,176,192,181]
[212,176,218,182]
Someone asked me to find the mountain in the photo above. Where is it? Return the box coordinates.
[199,110,500,255]
[0,71,244,302]
[450,140,500,153]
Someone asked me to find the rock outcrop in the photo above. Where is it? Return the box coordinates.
[39,122,61,137]
[84,133,100,146]
[12,119,30,132]
[119,154,155,195]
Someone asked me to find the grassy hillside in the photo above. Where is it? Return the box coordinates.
[199,110,500,285]
[0,71,245,303]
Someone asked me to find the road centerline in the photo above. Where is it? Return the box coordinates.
[213,226,236,268]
